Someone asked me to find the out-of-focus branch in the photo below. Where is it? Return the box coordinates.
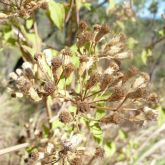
[0,143,29,156]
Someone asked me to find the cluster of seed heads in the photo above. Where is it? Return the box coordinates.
[8,21,158,164]
[0,0,48,20]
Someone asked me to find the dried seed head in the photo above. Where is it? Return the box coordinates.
[144,111,156,120]
[24,68,34,79]
[77,31,93,47]
[30,149,39,160]
[147,93,158,103]
[86,73,100,90]
[34,53,42,61]
[77,101,90,113]
[123,66,139,82]
[80,55,89,63]
[43,81,55,96]
[95,147,104,157]
[16,76,31,93]
[61,47,72,56]
[140,72,150,82]
[100,74,113,90]
[99,115,113,124]
[93,24,101,31]
[95,24,110,42]
[70,157,82,165]
[51,100,62,111]
[59,111,73,124]
[51,57,62,70]
[100,113,124,124]
[111,72,124,86]
[40,2,48,9]
[63,63,75,78]
[127,87,148,99]
[109,60,119,71]
[108,87,125,102]
[79,20,88,31]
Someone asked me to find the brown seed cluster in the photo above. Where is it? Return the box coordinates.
[59,111,73,124]
[0,0,48,19]
[8,21,158,164]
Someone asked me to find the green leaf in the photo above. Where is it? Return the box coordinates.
[141,49,152,65]
[26,19,33,29]
[48,0,65,30]
[158,106,165,126]
[89,121,103,144]
[95,109,106,120]
[104,141,116,157]
[127,37,138,49]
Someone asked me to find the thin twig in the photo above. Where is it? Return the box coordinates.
[0,143,29,156]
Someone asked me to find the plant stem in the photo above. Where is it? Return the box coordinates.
[0,143,29,156]
[45,96,52,128]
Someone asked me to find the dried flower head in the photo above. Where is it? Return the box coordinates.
[95,147,105,157]
[95,24,110,42]
[51,57,62,70]
[70,157,82,165]
[86,73,100,90]
[63,63,75,78]
[43,81,55,96]
[77,101,90,113]
[59,111,73,124]
[108,87,125,102]
[79,20,88,31]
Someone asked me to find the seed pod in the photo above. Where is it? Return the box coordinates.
[108,87,125,102]
[61,47,72,56]
[70,157,82,165]
[16,76,31,93]
[77,101,90,113]
[63,63,75,78]
[95,24,110,42]
[77,31,93,48]
[43,81,55,96]
[100,74,113,90]
[147,93,158,103]
[79,55,89,63]
[86,73,100,90]
[59,111,73,124]
[93,24,101,31]
[111,72,124,86]
[109,60,119,71]
[123,66,139,83]
[24,68,34,79]
[127,87,148,99]
[40,2,48,9]
[79,20,88,31]
[100,113,124,124]
[95,147,105,157]
[51,57,62,71]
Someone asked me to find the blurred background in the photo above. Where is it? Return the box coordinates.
[0,0,165,164]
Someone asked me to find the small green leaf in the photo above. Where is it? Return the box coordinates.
[89,121,103,144]
[104,141,116,157]
[48,0,65,30]
[158,106,165,126]
[95,109,106,120]
[26,19,33,29]
[141,49,152,65]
